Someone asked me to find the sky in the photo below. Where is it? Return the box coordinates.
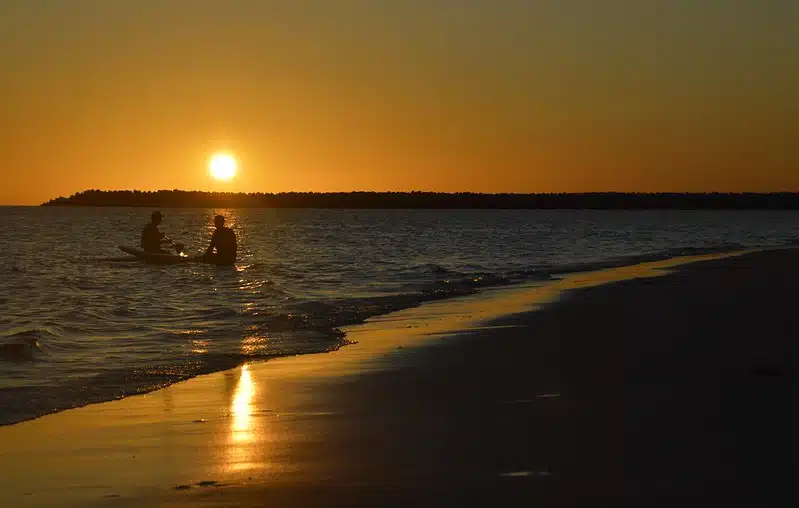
[1,0,797,204]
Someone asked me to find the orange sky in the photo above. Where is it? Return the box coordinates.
[1,1,798,204]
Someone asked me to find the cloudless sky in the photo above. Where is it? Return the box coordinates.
[1,0,797,204]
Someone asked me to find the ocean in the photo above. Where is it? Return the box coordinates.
[1,206,798,425]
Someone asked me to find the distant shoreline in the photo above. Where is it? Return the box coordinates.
[41,190,799,210]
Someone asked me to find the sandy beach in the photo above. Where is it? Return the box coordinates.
[1,249,795,507]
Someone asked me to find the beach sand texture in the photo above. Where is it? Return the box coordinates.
[0,249,795,507]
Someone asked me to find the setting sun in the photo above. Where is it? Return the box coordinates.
[209,153,237,181]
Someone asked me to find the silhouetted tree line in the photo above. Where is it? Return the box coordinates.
[41,190,799,209]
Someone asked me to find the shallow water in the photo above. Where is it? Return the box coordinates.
[1,207,798,424]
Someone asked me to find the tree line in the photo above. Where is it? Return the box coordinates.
[41,190,799,209]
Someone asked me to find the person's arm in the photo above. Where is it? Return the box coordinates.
[205,231,218,256]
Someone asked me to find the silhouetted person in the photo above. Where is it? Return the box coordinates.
[204,215,237,265]
[141,211,170,253]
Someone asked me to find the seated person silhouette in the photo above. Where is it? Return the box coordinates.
[203,215,237,265]
[140,211,171,254]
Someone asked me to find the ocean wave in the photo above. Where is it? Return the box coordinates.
[0,334,350,425]
[203,308,241,319]
[424,264,464,276]
[0,330,52,362]
[506,268,555,281]
[430,272,512,290]
[662,243,749,258]
[545,243,751,277]
[407,263,466,277]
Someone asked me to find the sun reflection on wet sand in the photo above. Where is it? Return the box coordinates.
[227,364,257,472]
[232,364,255,442]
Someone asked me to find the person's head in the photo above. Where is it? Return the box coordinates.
[214,215,225,228]
[151,211,162,225]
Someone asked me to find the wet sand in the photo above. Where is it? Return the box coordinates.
[0,249,795,507]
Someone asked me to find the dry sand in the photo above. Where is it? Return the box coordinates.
[0,249,795,507]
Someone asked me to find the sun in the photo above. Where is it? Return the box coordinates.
[209,153,237,181]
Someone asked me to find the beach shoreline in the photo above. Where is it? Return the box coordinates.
[0,248,794,507]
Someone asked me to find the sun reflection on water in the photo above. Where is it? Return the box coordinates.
[241,336,268,355]
[190,339,208,354]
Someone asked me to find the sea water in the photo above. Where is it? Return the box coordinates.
[1,207,798,425]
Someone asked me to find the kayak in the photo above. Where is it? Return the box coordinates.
[118,246,203,264]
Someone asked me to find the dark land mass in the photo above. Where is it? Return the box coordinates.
[42,190,799,210]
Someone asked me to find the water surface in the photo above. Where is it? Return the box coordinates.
[1,207,797,424]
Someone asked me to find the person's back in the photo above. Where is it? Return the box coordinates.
[213,226,237,263]
[140,211,165,253]
[204,215,237,264]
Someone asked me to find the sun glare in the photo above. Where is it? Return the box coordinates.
[209,153,237,181]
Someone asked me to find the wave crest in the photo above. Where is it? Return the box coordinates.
[0,330,51,361]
